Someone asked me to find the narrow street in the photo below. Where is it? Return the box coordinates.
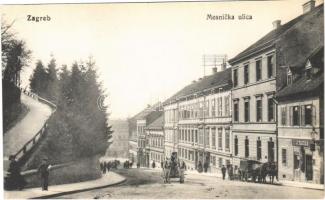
[56,168,324,199]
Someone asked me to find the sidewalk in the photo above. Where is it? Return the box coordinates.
[278,180,324,190]
[4,171,126,199]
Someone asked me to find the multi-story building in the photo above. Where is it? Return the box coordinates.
[163,100,179,158]
[277,47,323,184]
[128,103,162,165]
[163,67,233,172]
[146,115,165,168]
[275,2,323,184]
[136,107,163,167]
[228,0,323,170]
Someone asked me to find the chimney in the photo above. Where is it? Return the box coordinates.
[212,67,218,74]
[303,0,315,14]
[272,20,281,29]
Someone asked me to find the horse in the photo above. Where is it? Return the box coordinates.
[257,162,278,184]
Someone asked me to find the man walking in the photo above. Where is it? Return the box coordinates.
[221,165,226,180]
[38,157,51,191]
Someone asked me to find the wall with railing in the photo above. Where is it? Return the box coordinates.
[13,89,57,164]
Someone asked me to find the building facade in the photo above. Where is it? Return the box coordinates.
[146,115,165,168]
[276,50,324,184]
[163,67,233,172]
[229,44,277,167]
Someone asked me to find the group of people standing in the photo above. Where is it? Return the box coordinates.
[100,159,124,173]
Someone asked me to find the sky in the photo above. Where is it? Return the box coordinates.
[2,0,323,119]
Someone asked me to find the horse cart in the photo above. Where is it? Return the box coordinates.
[162,152,185,183]
[239,159,261,182]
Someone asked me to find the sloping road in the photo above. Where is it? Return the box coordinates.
[3,93,52,160]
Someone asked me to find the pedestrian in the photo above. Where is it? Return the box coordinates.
[203,161,209,173]
[227,165,233,180]
[179,160,186,183]
[5,155,26,190]
[197,161,203,173]
[107,161,111,172]
[137,162,140,168]
[100,162,104,172]
[38,157,51,191]
[152,161,156,168]
[163,160,171,184]
[161,161,164,169]
[221,165,226,180]
[103,162,107,174]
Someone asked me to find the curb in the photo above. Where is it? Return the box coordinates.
[30,174,127,199]
[277,183,324,191]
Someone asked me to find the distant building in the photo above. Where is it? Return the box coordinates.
[135,104,163,167]
[146,115,164,168]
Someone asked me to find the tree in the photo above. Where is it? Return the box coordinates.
[29,60,47,95]
[2,19,31,86]
[45,57,59,102]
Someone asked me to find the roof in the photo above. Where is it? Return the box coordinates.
[146,115,164,130]
[229,4,323,65]
[276,72,323,100]
[163,68,232,105]
[276,4,324,69]
[277,47,324,100]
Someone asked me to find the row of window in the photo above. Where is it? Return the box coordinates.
[234,136,275,161]
[280,104,315,126]
[178,96,231,120]
[179,147,195,161]
[233,54,274,87]
[233,94,275,123]
[137,125,145,135]
[165,109,178,123]
[179,127,230,151]
[210,156,231,168]
[150,152,164,163]
[149,136,164,148]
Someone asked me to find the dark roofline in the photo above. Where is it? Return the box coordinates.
[163,68,232,106]
[229,4,323,65]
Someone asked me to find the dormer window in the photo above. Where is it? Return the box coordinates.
[287,68,293,85]
[305,60,312,80]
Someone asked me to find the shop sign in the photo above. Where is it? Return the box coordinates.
[292,139,311,147]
